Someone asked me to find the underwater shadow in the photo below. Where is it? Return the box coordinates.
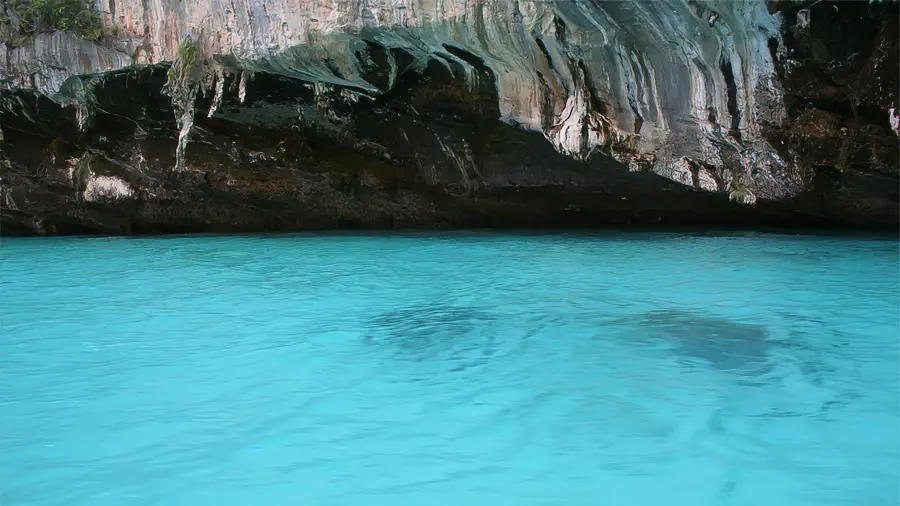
[635,309,779,379]
[367,305,500,373]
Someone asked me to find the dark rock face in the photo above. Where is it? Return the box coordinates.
[762,0,899,229]
[1,0,897,235]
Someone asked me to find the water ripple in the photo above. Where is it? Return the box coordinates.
[0,232,897,505]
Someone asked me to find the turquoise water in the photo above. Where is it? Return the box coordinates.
[1,232,898,505]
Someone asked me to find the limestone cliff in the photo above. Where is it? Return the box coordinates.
[1,0,897,234]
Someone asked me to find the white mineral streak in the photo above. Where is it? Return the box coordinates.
[1,0,797,197]
[83,174,134,201]
[175,102,195,170]
[208,67,226,117]
[889,107,900,137]
[238,71,249,104]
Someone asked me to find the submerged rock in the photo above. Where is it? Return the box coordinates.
[638,309,774,373]
[0,0,897,234]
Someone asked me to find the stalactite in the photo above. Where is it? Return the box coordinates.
[165,38,201,171]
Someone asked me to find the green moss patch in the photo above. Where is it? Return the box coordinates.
[0,0,111,47]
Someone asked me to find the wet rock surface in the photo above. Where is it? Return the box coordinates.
[1,0,897,235]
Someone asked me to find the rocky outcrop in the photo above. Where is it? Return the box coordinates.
[1,0,897,235]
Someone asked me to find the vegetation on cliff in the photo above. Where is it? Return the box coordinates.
[164,38,205,171]
[0,0,110,46]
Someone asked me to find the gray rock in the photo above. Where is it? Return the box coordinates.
[0,0,896,234]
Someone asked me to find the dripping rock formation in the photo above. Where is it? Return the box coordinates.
[1,0,897,235]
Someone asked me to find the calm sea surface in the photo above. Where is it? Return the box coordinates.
[1,232,898,505]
